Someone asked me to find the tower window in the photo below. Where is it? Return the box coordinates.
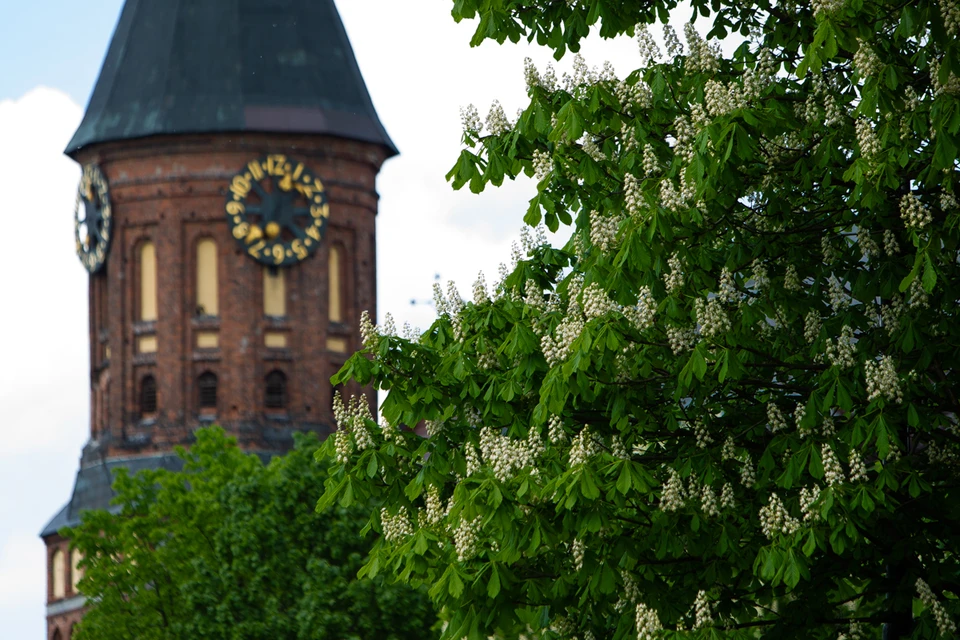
[265,370,287,409]
[329,245,343,323]
[196,239,219,317]
[263,267,286,317]
[71,549,83,592]
[139,241,157,322]
[198,372,218,410]
[140,376,157,416]
[51,549,65,599]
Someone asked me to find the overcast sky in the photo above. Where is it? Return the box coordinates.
[0,1,698,636]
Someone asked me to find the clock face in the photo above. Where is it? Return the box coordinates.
[224,154,330,266]
[74,164,112,273]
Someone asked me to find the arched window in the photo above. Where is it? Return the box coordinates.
[198,372,218,410]
[51,549,65,599]
[140,241,157,322]
[263,267,286,317]
[329,246,343,323]
[265,370,287,409]
[140,376,157,416]
[70,549,83,592]
[196,239,219,317]
[51,630,62,640]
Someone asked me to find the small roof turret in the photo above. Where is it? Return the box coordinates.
[66,0,397,157]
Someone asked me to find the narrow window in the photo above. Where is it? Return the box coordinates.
[52,631,62,640]
[265,370,287,409]
[329,246,342,323]
[70,549,83,592]
[198,372,218,410]
[263,267,286,317]
[196,239,219,317]
[51,549,65,599]
[140,376,157,416]
[140,241,157,322]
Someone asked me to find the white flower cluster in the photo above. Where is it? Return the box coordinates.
[583,282,615,319]
[667,326,696,355]
[812,0,845,17]
[825,325,857,368]
[642,143,660,175]
[333,392,376,453]
[740,456,757,488]
[636,603,663,640]
[856,118,882,162]
[479,426,544,482]
[821,236,837,264]
[705,79,744,116]
[569,426,598,467]
[663,25,683,58]
[465,444,481,476]
[695,297,732,339]
[865,355,903,403]
[751,259,769,290]
[524,279,546,310]
[903,85,920,112]
[942,190,960,211]
[360,309,379,349]
[930,57,960,97]
[623,286,657,331]
[424,485,444,526]
[665,254,685,293]
[884,229,900,255]
[900,193,932,229]
[719,268,738,303]
[673,114,698,164]
[460,104,481,134]
[701,485,719,517]
[693,419,714,448]
[837,621,866,640]
[615,79,653,115]
[743,47,776,100]
[849,450,868,482]
[333,428,353,465]
[636,25,661,65]
[720,483,736,510]
[571,538,586,571]
[523,57,540,91]
[661,468,685,511]
[800,484,821,522]
[472,272,489,304]
[917,578,957,637]
[624,173,643,218]
[760,493,800,538]
[722,435,737,461]
[454,515,483,561]
[938,0,960,37]
[804,311,821,343]
[853,39,881,78]
[908,277,929,309]
[827,275,851,313]
[581,135,606,163]
[693,590,713,629]
[548,414,567,444]
[796,402,810,438]
[381,507,414,543]
[485,100,511,136]
[590,211,621,253]
[823,444,845,486]
[822,415,836,437]
[683,23,720,74]
[767,402,788,433]
[533,149,553,180]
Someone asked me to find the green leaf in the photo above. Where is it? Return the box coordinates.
[488,565,501,598]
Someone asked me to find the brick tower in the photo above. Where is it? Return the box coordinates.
[40,2,396,636]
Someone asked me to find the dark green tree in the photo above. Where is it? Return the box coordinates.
[318,0,960,638]
[66,428,437,640]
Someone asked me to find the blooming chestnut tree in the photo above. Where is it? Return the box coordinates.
[318,0,960,638]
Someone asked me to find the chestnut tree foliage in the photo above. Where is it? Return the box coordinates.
[318,0,960,638]
[66,429,436,640]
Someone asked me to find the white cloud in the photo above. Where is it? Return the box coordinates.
[0,87,89,458]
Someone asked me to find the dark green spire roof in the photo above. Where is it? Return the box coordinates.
[66,0,397,157]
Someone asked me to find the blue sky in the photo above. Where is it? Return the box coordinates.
[0,1,663,636]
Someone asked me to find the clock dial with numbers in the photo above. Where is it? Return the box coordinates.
[225,154,330,267]
[74,164,113,273]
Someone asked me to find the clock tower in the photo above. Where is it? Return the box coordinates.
[41,1,396,636]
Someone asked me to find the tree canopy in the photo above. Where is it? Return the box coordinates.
[319,0,960,638]
[66,428,437,640]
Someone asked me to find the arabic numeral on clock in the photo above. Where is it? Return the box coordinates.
[291,240,307,260]
[272,244,285,264]
[232,222,250,239]
[226,201,245,215]
[247,240,266,257]
[230,175,251,199]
